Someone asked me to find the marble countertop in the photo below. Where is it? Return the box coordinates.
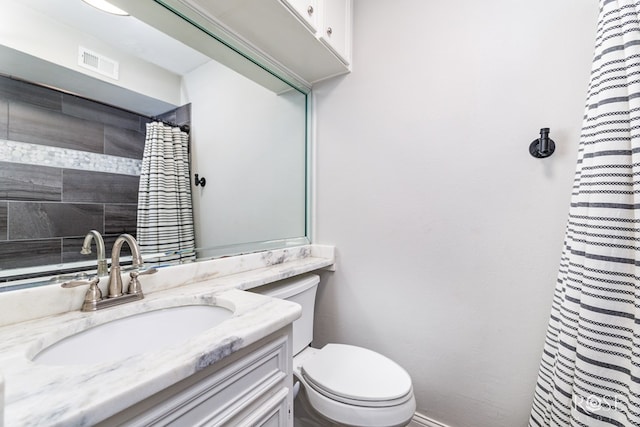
[0,245,334,426]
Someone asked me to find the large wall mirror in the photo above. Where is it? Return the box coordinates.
[0,0,309,290]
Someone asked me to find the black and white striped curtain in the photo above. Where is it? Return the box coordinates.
[529,1,640,426]
[136,122,195,263]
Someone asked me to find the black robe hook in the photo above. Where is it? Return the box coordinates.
[194,174,206,187]
[529,128,556,158]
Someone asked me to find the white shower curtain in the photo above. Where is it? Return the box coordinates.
[136,121,195,263]
[529,1,640,426]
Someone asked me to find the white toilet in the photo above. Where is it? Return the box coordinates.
[252,274,416,427]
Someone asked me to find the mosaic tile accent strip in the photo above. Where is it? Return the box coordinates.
[0,139,141,176]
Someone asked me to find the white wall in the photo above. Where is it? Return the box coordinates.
[312,1,599,426]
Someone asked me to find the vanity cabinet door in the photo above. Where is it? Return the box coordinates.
[98,330,293,427]
[281,0,318,32]
[319,0,351,65]
[236,387,290,426]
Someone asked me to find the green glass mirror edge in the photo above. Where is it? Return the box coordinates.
[0,0,310,290]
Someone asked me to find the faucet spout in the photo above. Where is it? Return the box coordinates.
[81,230,107,276]
[107,234,144,298]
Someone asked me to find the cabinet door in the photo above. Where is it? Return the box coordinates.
[236,387,291,426]
[319,0,351,65]
[99,332,292,427]
[281,0,318,32]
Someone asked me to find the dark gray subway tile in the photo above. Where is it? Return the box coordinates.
[175,103,191,126]
[62,236,87,263]
[104,126,145,160]
[139,116,152,133]
[63,170,139,204]
[8,202,103,240]
[105,204,138,235]
[0,161,62,201]
[8,102,104,153]
[155,103,191,127]
[0,202,6,240]
[62,94,142,132]
[0,99,7,139]
[0,76,62,111]
[155,110,176,125]
[0,239,62,270]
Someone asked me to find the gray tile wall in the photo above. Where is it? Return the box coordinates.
[0,162,62,201]
[62,170,140,204]
[0,100,8,139]
[0,239,61,270]
[0,202,6,240]
[8,102,105,153]
[0,76,150,271]
[8,202,104,240]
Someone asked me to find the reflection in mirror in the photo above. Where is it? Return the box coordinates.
[0,0,308,290]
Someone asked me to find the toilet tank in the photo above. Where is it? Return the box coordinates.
[250,274,319,355]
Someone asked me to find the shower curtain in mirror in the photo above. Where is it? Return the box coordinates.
[136,122,195,263]
[529,1,640,426]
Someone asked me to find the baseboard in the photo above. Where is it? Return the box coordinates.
[408,412,451,427]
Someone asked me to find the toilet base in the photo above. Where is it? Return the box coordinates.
[293,383,344,427]
[293,376,412,427]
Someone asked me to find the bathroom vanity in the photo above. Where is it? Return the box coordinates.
[0,245,334,426]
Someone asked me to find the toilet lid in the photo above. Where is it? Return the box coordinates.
[301,344,413,406]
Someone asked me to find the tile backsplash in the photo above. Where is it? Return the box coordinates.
[0,76,188,273]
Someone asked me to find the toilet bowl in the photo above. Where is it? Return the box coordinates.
[251,274,416,427]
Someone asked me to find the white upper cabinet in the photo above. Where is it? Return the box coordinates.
[282,0,319,32]
[170,0,352,87]
[318,0,351,65]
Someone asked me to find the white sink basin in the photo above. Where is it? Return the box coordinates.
[33,305,233,366]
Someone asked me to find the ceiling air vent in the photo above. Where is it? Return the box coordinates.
[78,47,119,80]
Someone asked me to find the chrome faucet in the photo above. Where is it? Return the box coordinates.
[80,230,108,276]
[62,233,156,311]
[107,233,144,298]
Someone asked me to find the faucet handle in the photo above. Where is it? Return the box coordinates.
[61,276,100,288]
[127,267,157,297]
[136,267,158,276]
[62,276,103,312]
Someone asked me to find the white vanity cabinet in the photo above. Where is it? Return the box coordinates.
[172,0,352,85]
[97,328,293,427]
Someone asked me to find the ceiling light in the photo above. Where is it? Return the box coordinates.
[81,0,129,16]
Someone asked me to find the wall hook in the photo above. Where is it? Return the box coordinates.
[529,127,556,158]
[194,174,206,188]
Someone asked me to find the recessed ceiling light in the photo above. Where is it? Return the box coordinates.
[81,0,129,16]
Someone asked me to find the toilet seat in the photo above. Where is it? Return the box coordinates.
[294,344,416,427]
[301,344,413,407]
